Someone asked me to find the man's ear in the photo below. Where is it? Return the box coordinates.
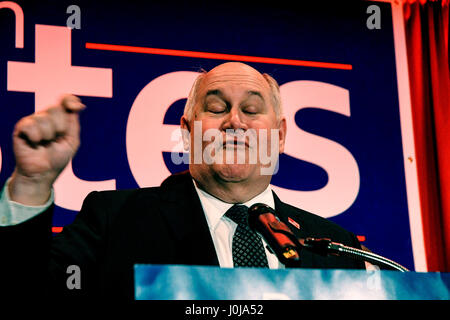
[180,115,191,151]
[278,117,287,154]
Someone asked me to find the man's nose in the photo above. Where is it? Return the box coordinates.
[223,107,247,131]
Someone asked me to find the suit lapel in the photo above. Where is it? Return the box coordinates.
[157,171,219,266]
[273,191,307,239]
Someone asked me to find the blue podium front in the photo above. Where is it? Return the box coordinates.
[134,265,450,300]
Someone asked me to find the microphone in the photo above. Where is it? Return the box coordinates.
[247,203,302,267]
[248,203,409,272]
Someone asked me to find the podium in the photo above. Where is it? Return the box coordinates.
[134,264,450,300]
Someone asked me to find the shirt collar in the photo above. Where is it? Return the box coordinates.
[192,179,275,231]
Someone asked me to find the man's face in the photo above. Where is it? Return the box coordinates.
[181,62,286,185]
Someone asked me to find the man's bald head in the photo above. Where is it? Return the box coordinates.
[183,62,282,123]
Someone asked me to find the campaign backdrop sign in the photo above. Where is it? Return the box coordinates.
[0,0,425,271]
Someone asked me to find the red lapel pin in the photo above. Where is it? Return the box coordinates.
[288,217,300,230]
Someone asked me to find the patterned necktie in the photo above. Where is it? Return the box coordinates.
[225,204,269,268]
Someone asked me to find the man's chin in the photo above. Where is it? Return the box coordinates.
[213,163,254,182]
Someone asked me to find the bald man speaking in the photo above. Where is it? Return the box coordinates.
[0,63,364,299]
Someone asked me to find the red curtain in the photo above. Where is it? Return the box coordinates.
[403,0,450,271]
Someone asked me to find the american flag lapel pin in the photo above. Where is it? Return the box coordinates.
[288,217,300,230]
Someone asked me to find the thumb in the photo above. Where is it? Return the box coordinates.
[60,95,84,149]
[61,94,86,114]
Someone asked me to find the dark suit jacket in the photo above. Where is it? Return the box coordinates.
[0,171,364,299]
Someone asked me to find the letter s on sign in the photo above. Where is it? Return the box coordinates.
[271,81,360,218]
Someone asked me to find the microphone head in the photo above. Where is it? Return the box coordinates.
[247,203,276,229]
[248,203,275,214]
[247,203,301,266]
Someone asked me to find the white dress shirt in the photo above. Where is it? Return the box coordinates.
[192,180,283,269]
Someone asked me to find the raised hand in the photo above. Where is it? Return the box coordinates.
[8,95,85,205]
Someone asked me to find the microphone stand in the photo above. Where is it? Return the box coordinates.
[271,227,409,272]
[299,238,409,272]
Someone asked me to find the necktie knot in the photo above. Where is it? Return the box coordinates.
[224,204,249,226]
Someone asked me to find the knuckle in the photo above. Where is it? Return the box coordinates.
[34,118,52,134]
[15,116,35,133]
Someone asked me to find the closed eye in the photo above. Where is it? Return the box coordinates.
[242,106,259,115]
[207,105,226,114]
